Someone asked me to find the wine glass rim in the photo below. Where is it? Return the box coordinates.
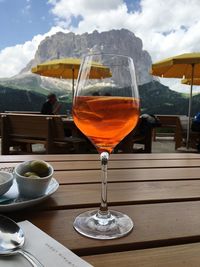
[82,52,133,60]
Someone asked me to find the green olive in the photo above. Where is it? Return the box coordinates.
[23,171,38,177]
[30,160,49,177]
[28,175,40,179]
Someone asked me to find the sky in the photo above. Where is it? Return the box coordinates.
[1,0,200,93]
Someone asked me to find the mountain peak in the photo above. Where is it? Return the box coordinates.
[22,29,153,85]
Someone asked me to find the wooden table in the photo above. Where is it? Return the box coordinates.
[2,153,200,266]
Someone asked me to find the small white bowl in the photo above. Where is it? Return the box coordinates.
[14,160,54,199]
[0,171,14,196]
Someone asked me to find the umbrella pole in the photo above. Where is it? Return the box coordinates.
[186,64,194,149]
[72,67,75,98]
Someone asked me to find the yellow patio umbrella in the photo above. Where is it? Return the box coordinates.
[31,58,111,96]
[150,52,200,149]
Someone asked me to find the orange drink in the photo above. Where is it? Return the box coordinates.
[73,95,140,153]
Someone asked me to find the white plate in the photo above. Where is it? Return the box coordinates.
[0,178,59,212]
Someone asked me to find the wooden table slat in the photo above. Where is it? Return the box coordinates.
[1,152,200,163]
[83,242,200,267]
[11,201,200,256]
[1,153,200,266]
[38,180,200,210]
[54,167,200,184]
[2,158,200,171]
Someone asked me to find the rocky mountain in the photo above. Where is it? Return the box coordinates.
[0,73,72,99]
[22,29,153,85]
[0,28,195,116]
[0,29,153,102]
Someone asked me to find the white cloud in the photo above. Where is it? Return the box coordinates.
[47,0,200,60]
[47,0,200,91]
[1,0,200,94]
[0,26,68,78]
[49,0,123,17]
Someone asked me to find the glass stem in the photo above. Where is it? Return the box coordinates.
[99,152,109,215]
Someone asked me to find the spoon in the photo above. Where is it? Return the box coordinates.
[0,215,44,267]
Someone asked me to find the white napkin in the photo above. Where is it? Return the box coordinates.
[0,220,93,267]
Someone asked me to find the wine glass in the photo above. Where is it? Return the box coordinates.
[73,53,140,239]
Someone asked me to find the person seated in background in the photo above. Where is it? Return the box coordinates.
[41,93,72,137]
[41,93,61,115]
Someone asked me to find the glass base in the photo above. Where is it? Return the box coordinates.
[73,209,134,240]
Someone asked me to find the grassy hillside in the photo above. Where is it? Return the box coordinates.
[0,85,46,112]
[0,85,70,113]
[0,80,199,116]
[139,81,190,115]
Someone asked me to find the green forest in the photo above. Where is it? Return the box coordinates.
[0,81,199,116]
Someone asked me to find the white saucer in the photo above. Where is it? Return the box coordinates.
[0,178,59,212]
